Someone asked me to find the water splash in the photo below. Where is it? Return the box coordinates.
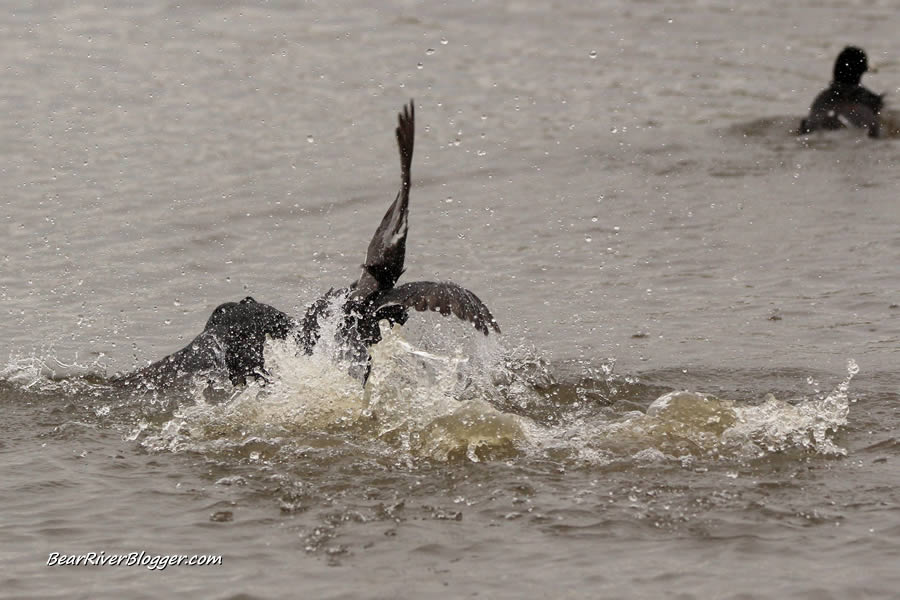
[1,347,109,393]
[723,358,857,457]
[562,359,856,463]
[4,327,857,466]
[140,326,525,461]
[363,330,524,461]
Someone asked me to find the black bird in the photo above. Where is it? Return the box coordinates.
[119,101,499,388]
[799,46,884,138]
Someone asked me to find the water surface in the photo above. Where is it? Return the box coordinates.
[2,1,899,598]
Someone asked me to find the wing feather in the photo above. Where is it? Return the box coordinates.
[355,100,416,297]
[373,281,500,335]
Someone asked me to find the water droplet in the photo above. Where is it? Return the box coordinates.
[440,37,448,45]
[591,216,598,223]
[445,197,454,203]
[417,62,423,69]
[589,50,597,59]
[425,48,435,55]
[306,135,314,143]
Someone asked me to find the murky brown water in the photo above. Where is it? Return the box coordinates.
[2,1,900,598]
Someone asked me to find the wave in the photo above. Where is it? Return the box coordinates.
[1,325,857,466]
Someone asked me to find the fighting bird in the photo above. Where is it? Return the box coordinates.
[120,101,499,388]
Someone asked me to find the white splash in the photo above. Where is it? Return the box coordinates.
[723,359,857,456]
[142,325,524,461]
[522,359,858,463]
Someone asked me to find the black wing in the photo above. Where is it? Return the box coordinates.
[371,281,500,335]
[355,100,415,297]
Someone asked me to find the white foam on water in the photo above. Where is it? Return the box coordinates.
[138,324,524,461]
[7,325,855,465]
[723,359,857,457]
[532,359,858,464]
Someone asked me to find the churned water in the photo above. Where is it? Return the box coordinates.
[2,1,899,598]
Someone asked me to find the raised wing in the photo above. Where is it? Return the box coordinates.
[372,281,500,335]
[355,101,415,297]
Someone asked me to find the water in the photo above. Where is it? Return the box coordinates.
[2,1,900,598]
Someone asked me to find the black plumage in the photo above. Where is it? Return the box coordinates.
[799,47,884,138]
[120,102,499,388]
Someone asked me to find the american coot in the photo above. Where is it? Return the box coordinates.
[799,46,885,138]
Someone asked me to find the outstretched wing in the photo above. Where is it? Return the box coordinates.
[355,100,416,297]
[372,281,500,335]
